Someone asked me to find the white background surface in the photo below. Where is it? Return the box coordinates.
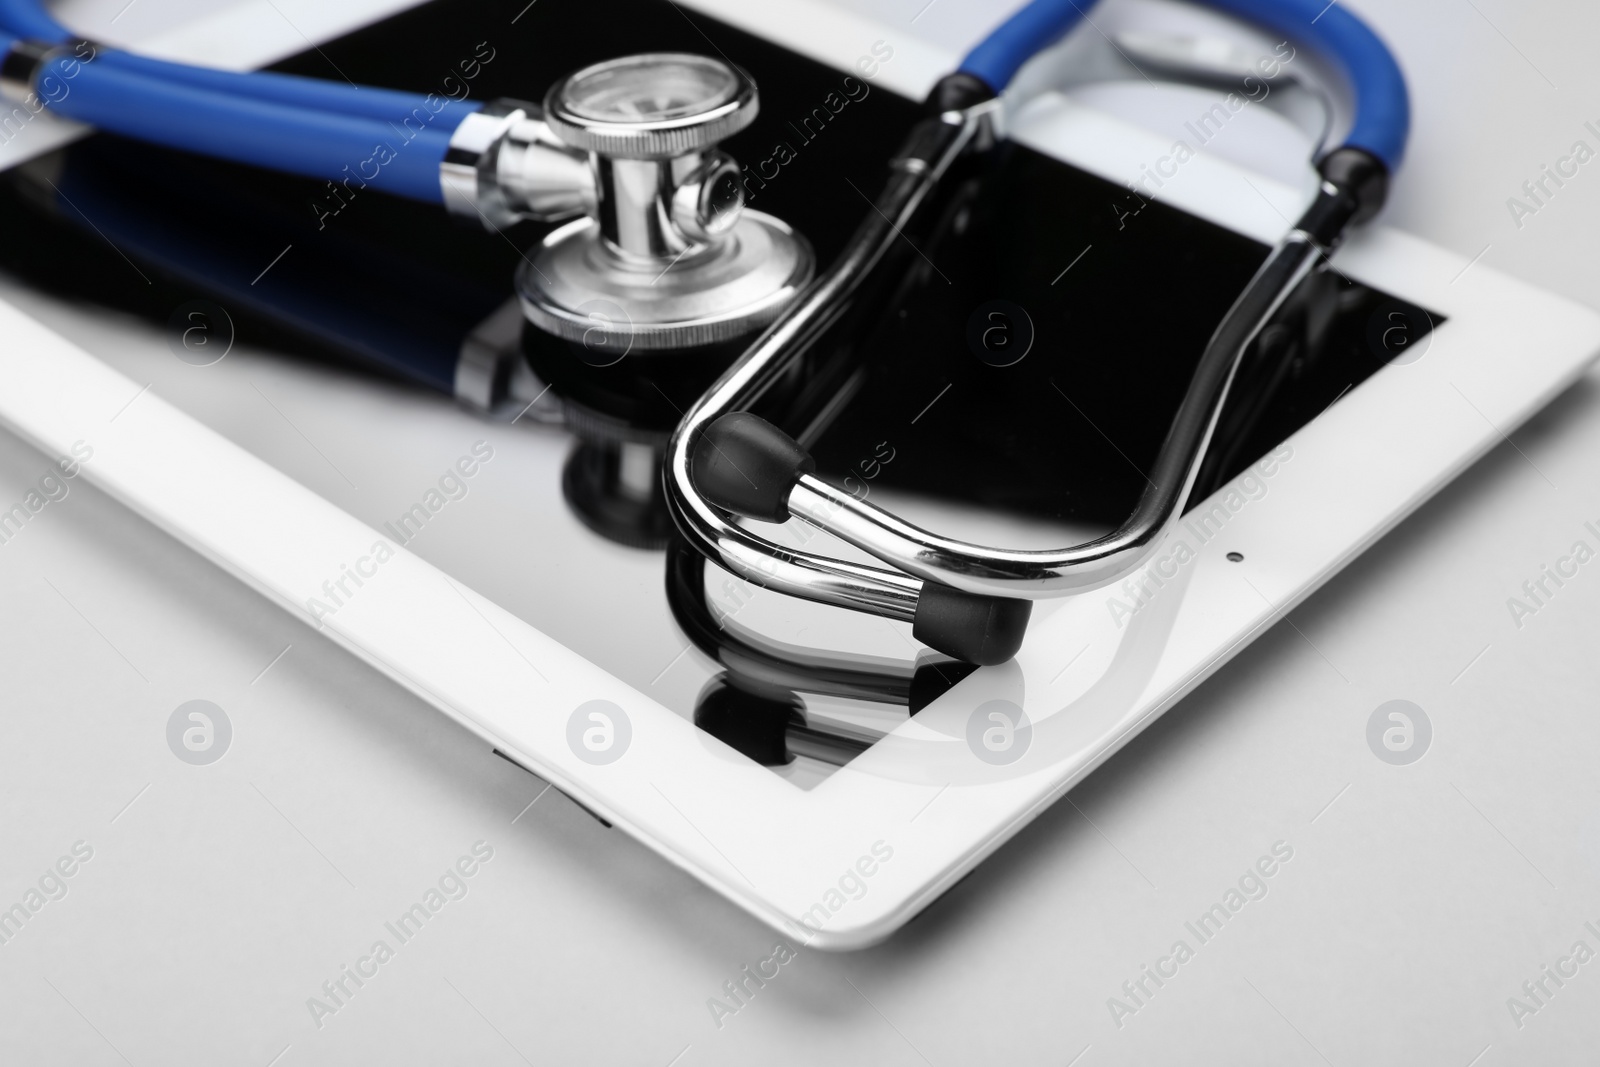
[3,0,1600,1064]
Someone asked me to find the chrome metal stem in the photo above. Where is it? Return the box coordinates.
[595,155,693,258]
[440,100,595,229]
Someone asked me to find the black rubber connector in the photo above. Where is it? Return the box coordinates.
[922,71,998,114]
[1316,146,1389,227]
[913,581,1032,666]
[691,412,815,523]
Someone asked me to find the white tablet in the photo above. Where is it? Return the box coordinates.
[0,0,1595,950]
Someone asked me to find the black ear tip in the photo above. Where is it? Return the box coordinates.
[912,581,1031,666]
[690,411,814,523]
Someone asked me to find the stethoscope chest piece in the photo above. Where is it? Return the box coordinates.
[517,53,814,351]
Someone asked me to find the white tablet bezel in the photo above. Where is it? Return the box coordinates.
[0,0,1595,951]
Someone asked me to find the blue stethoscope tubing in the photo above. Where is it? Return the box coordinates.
[0,0,1407,203]
[0,0,476,203]
[959,0,1409,171]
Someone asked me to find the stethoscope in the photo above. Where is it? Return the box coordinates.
[669,0,1408,666]
[0,0,1409,667]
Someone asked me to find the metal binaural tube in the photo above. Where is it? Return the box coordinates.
[664,104,995,621]
[669,134,1350,618]
[777,231,1328,598]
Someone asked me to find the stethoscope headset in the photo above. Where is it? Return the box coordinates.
[0,0,1408,667]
